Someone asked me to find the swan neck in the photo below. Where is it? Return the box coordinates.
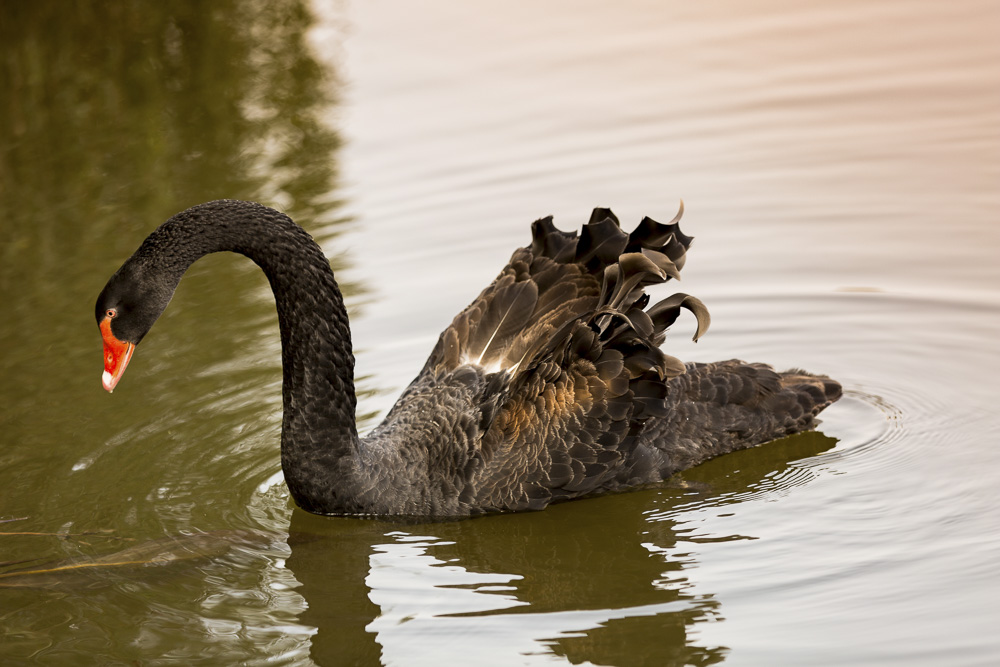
[144,200,361,513]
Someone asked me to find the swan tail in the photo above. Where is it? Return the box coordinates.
[624,361,843,481]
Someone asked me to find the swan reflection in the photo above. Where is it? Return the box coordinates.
[287,430,835,666]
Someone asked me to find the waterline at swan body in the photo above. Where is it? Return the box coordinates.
[95,200,841,517]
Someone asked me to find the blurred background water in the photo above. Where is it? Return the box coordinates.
[1,0,999,664]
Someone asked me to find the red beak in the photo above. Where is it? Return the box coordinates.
[100,316,135,392]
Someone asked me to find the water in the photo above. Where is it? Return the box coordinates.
[2,0,998,664]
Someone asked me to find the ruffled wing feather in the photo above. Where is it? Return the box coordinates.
[424,206,709,510]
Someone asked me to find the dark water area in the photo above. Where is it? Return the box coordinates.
[2,0,999,665]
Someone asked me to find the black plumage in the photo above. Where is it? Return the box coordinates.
[95,200,841,517]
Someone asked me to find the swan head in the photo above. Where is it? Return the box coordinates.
[95,264,175,392]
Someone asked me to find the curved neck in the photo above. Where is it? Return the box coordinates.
[136,200,361,513]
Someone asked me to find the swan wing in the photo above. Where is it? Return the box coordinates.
[421,205,699,376]
[434,207,711,511]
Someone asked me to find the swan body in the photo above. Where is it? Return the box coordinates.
[96,200,840,517]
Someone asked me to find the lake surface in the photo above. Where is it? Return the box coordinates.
[2,0,999,664]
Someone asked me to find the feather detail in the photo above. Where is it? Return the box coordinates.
[467,280,538,368]
[647,293,711,342]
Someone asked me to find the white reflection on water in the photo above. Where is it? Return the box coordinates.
[364,531,709,667]
[306,0,1000,664]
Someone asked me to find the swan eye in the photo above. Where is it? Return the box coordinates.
[106,308,117,319]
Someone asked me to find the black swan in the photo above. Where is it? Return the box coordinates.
[96,200,841,516]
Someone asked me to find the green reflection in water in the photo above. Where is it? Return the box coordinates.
[0,1,345,537]
[1,1,340,227]
[0,1,347,661]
